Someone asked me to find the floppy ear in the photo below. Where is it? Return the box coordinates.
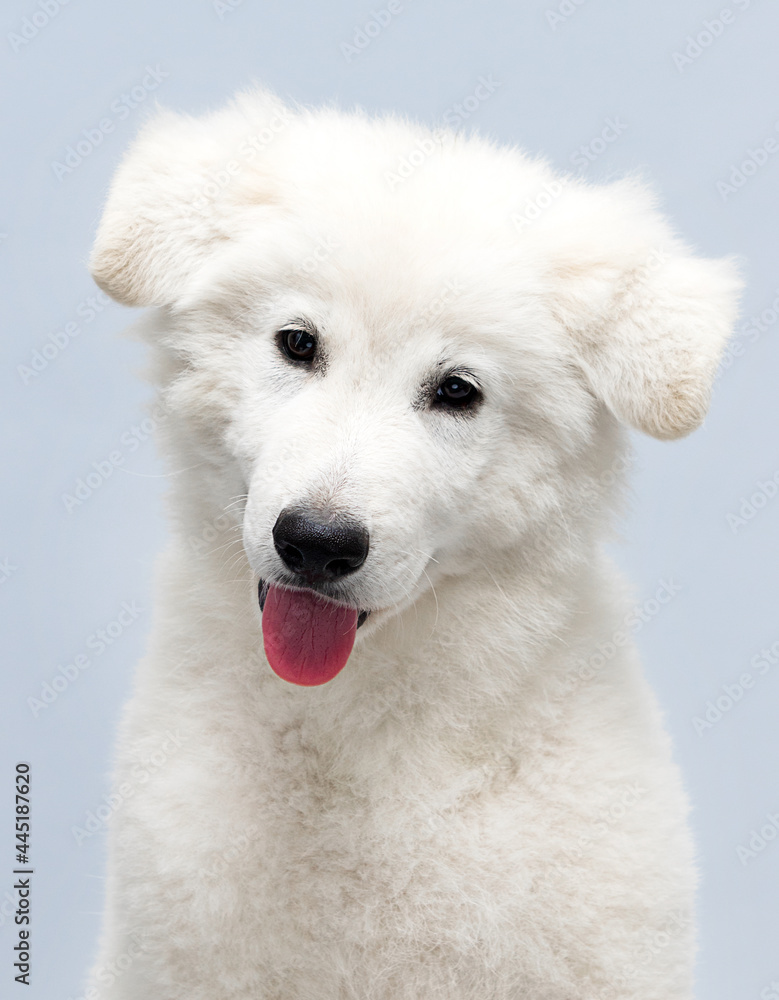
[90,91,290,307]
[549,181,743,440]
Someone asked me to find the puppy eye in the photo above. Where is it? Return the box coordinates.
[434,374,481,410]
[279,327,317,363]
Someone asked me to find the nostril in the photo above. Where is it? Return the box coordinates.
[325,557,359,578]
[276,540,304,570]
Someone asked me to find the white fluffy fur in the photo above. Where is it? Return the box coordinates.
[86,90,742,999]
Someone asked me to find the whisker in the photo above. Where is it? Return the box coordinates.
[115,461,207,478]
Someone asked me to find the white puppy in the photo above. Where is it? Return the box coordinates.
[86,90,741,999]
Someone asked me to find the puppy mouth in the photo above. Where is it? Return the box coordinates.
[257,578,369,686]
[258,579,369,627]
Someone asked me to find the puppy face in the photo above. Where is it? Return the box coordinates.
[168,218,600,627]
[90,91,741,677]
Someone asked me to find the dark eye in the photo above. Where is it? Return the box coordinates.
[435,375,481,410]
[279,327,317,362]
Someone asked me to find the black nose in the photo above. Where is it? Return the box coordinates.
[273,508,369,582]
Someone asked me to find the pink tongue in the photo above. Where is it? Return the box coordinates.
[262,584,357,686]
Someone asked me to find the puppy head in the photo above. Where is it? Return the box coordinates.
[91,90,742,681]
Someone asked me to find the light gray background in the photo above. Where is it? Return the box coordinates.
[1,1,777,997]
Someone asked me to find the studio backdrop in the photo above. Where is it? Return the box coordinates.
[1,2,777,998]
